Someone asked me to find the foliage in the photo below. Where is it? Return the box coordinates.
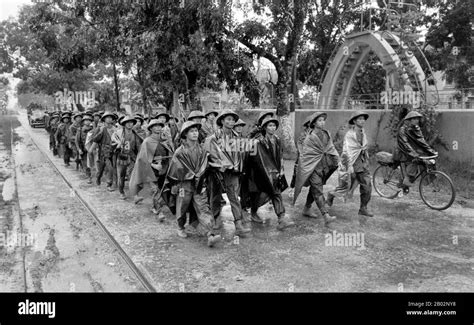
[423,0,474,90]
[0,77,9,86]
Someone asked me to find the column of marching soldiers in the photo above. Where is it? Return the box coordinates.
[42,108,381,248]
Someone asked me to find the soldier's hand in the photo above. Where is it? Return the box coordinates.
[78,149,83,155]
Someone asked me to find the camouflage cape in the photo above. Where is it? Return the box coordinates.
[292,130,339,205]
[128,134,173,196]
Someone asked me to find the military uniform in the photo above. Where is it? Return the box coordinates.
[92,113,117,189]
[55,114,72,166]
[113,116,142,196]
[75,116,94,182]
[68,118,83,169]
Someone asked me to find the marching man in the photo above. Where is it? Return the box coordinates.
[293,112,339,224]
[246,116,295,230]
[112,116,143,200]
[75,113,94,184]
[129,119,174,221]
[166,121,222,247]
[327,111,374,217]
[204,109,251,236]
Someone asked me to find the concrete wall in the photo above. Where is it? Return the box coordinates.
[240,108,474,165]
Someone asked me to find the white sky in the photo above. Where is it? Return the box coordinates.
[0,0,32,21]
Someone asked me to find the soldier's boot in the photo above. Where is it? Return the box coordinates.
[323,212,336,225]
[119,193,126,200]
[302,206,318,218]
[235,220,251,237]
[157,212,166,223]
[358,206,374,217]
[251,212,264,224]
[177,228,187,238]
[277,214,295,231]
[134,195,144,204]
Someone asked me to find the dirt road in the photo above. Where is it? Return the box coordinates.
[1,110,473,292]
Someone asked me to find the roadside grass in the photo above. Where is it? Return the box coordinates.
[436,156,473,200]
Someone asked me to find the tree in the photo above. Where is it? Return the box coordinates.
[216,0,313,156]
[423,0,474,91]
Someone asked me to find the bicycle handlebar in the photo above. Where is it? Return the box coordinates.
[418,154,438,160]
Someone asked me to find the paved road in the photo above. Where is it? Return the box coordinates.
[2,110,473,292]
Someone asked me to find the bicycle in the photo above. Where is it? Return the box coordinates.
[372,152,456,210]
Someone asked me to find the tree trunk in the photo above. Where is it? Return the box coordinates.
[112,62,120,112]
[137,63,148,116]
[275,73,297,159]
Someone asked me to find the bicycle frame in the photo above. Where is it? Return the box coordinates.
[389,155,438,185]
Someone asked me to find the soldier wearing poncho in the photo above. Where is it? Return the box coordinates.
[248,111,275,140]
[75,113,94,184]
[47,112,60,156]
[327,111,374,217]
[68,113,83,170]
[55,112,72,166]
[92,112,118,191]
[204,109,251,237]
[128,119,174,221]
[201,110,219,139]
[246,116,295,230]
[293,112,339,224]
[132,115,147,140]
[112,116,143,200]
[187,110,207,143]
[166,121,222,247]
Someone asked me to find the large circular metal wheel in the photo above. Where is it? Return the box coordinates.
[372,164,402,199]
[419,170,456,210]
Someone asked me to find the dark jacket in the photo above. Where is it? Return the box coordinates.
[55,122,71,145]
[92,125,116,159]
[396,123,437,162]
[76,124,93,153]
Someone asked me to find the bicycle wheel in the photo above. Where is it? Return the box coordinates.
[419,170,456,210]
[373,164,402,199]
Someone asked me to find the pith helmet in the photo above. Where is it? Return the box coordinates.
[260,116,279,130]
[234,119,246,127]
[257,111,274,126]
[216,109,239,127]
[120,116,137,126]
[153,111,171,122]
[309,111,327,127]
[205,110,219,118]
[147,119,165,131]
[100,111,116,122]
[187,110,206,121]
[403,111,423,121]
[180,121,202,139]
[348,110,369,125]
